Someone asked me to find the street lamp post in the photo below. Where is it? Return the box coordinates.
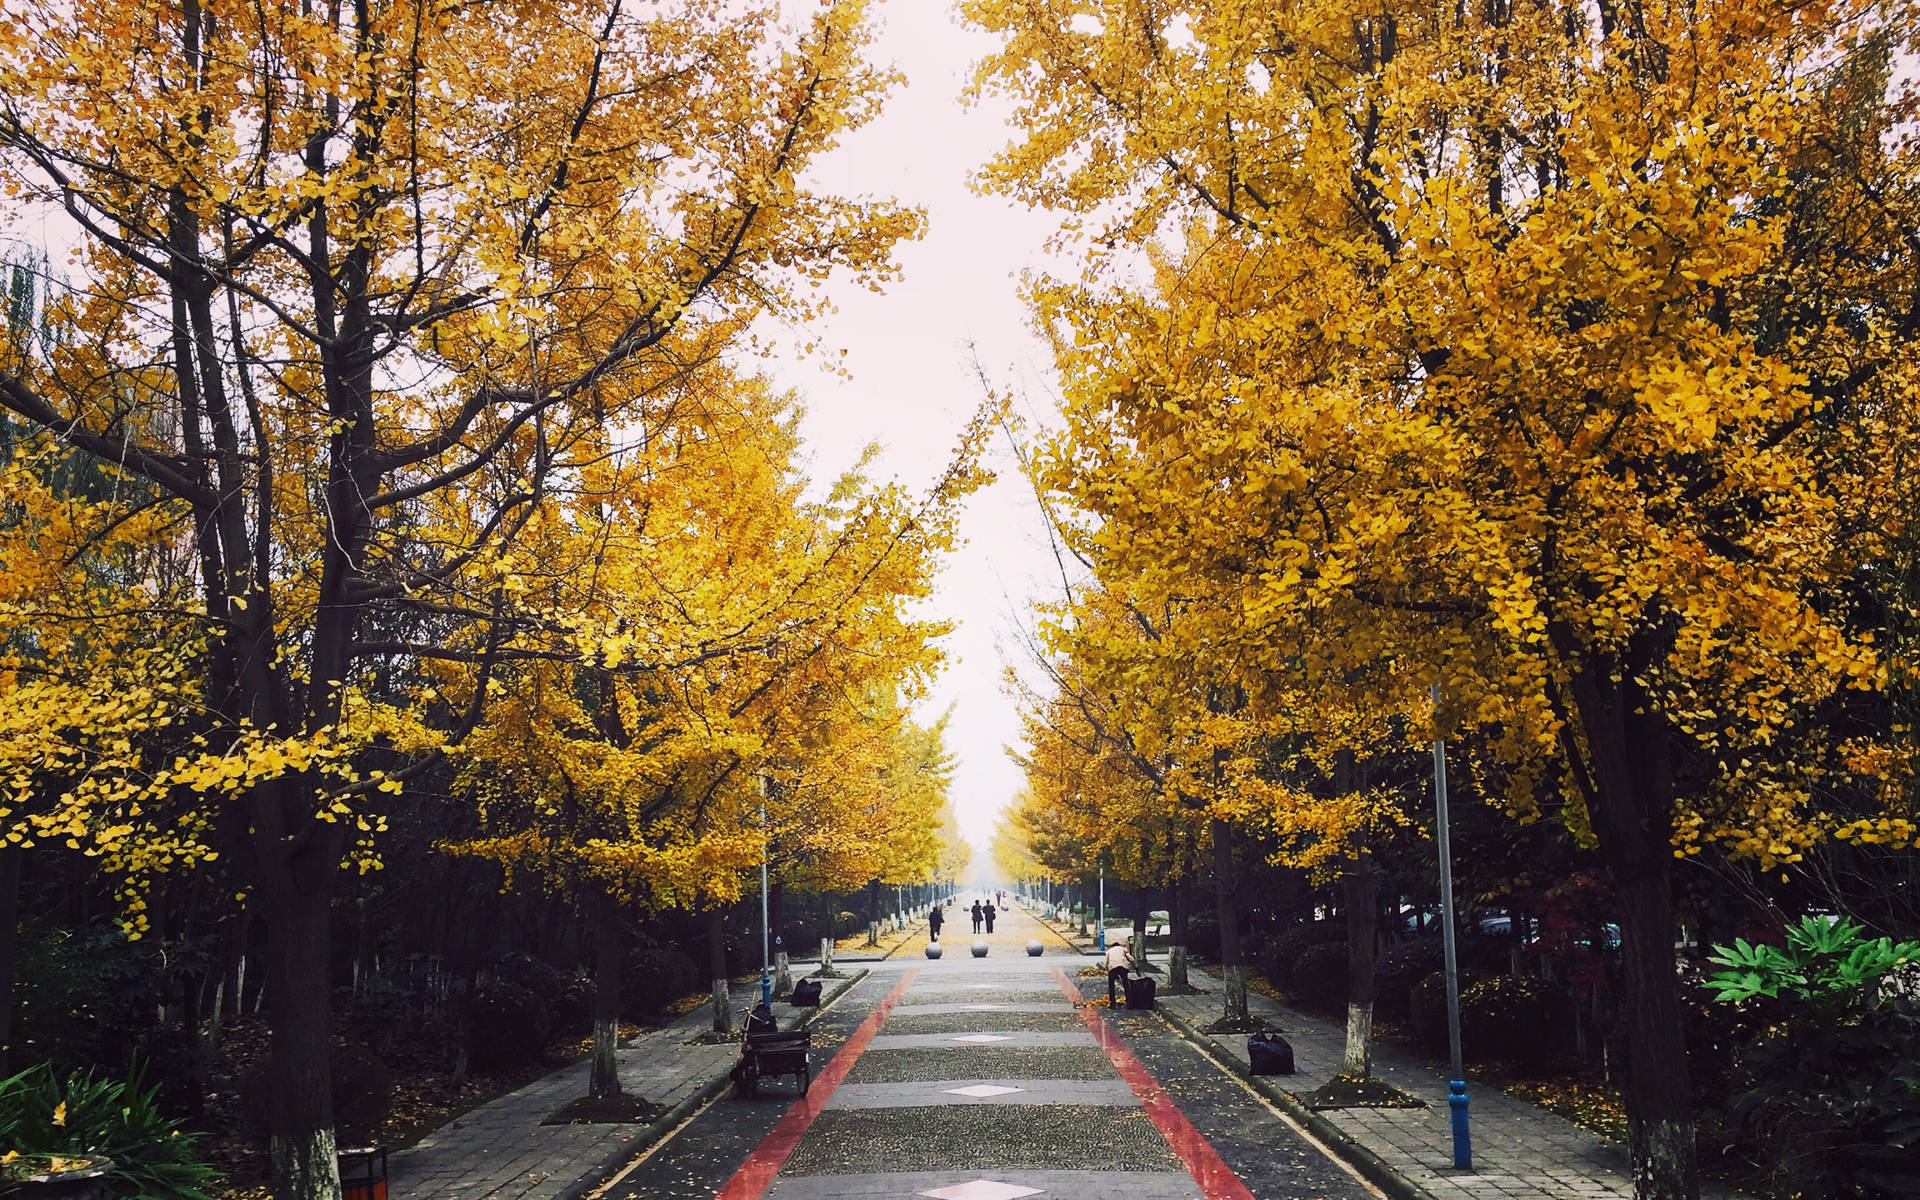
[1096,865,1106,952]
[1431,683,1472,1169]
[759,777,772,1008]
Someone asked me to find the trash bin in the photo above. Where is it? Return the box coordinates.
[338,1147,388,1200]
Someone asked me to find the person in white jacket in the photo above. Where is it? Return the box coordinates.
[1105,939,1134,1007]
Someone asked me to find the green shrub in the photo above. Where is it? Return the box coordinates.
[1286,942,1349,1012]
[466,980,552,1069]
[623,934,700,1019]
[1707,916,1920,1199]
[1374,939,1447,1024]
[1408,970,1489,1053]
[12,924,160,1073]
[1458,975,1567,1074]
[488,952,565,999]
[342,974,420,1053]
[1407,971,1452,1051]
[1723,992,1920,1198]
[0,1061,217,1199]
[550,969,595,1037]
[1253,920,1344,992]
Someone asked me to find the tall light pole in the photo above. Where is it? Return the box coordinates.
[759,776,772,1008]
[1096,865,1106,952]
[1432,683,1471,1169]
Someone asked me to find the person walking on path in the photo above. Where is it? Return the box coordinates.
[983,902,996,933]
[1106,937,1134,1007]
[929,903,944,941]
[971,900,984,934]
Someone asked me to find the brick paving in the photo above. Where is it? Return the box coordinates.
[386,970,866,1200]
[1031,909,1746,1200]
[394,902,1751,1200]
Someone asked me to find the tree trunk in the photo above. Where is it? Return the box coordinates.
[707,910,730,1035]
[205,911,246,1058]
[265,886,342,1200]
[587,887,623,1099]
[1212,818,1249,1027]
[1568,644,1700,1200]
[0,846,20,1075]
[1343,853,1377,1078]
[1168,873,1191,992]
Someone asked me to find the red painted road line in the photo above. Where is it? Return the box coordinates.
[713,969,919,1200]
[1052,965,1258,1200]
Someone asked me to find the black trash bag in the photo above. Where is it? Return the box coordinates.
[1248,1032,1295,1075]
[1124,976,1157,1011]
[788,978,823,1006]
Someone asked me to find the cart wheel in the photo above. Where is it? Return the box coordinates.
[735,1064,758,1098]
[801,1066,811,1095]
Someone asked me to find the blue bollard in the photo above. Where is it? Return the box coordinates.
[1449,1079,1472,1169]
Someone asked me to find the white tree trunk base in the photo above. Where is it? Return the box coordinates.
[271,1125,341,1200]
[1344,1001,1374,1077]
[588,1018,621,1098]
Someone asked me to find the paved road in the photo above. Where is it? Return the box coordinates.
[603,903,1380,1200]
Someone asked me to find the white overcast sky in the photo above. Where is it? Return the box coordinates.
[759,1,1070,858]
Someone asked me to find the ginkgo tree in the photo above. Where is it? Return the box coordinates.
[0,0,922,1194]
[436,368,988,1098]
[970,0,1920,1195]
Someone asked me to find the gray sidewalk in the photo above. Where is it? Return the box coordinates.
[387,970,866,1200]
[1025,907,1742,1200]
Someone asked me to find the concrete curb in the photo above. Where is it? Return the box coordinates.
[556,969,870,1200]
[1157,1004,1440,1200]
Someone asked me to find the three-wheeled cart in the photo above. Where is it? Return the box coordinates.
[730,1004,811,1097]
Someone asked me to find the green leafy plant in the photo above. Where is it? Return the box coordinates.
[1706,915,1920,1199]
[0,1060,217,1199]
[1706,916,1920,1005]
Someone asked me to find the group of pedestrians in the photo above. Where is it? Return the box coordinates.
[923,896,1001,944]
[970,898,997,934]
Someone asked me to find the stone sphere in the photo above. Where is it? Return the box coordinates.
[924,942,944,959]
[1026,940,1044,957]
[971,940,989,958]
